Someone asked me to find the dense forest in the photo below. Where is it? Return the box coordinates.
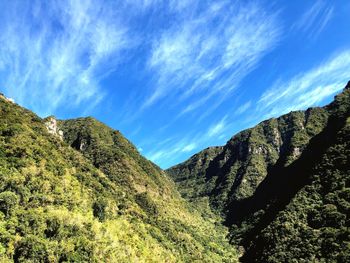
[0,84,349,262]
[168,83,350,262]
[0,93,237,262]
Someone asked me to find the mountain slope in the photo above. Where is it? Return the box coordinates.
[167,83,350,262]
[0,94,237,262]
[168,103,329,213]
[58,117,173,198]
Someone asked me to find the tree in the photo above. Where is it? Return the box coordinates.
[0,191,18,217]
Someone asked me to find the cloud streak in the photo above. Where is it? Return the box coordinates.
[146,115,229,167]
[293,0,334,38]
[147,138,197,165]
[0,0,132,116]
[258,50,350,119]
[207,116,227,138]
[235,101,252,115]
[144,1,281,113]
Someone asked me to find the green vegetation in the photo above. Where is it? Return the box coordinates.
[234,86,350,262]
[2,82,349,262]
[168,84,350,262]
[0,95,237,262]
[168,106,330,213]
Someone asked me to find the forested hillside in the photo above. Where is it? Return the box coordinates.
[1,82,348,262]
[0,94,237,262]
[168,83,350,262]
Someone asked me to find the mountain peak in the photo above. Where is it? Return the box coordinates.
[345,80,350,89]
[0,96,237,262]
[168,84,350,262]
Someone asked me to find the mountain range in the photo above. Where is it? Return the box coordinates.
[0,82,349,262]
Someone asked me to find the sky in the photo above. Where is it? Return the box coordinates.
[0,0,349,169]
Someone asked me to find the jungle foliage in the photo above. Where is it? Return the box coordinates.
[0,95,237,262]
[168,83,350,262]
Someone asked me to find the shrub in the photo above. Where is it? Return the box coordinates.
[0,191,18,217]
[93,198,107,221]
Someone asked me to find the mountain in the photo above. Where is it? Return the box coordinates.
[0,94,237,262]
[1,83,349,263]
[167,83,350,262]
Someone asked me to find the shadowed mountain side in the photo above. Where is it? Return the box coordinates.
[168,103,330,213]
[167,82,350,262]
[237,85,350,262]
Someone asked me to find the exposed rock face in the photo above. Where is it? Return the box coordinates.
[292,146,301,158]
[272,127,282,151]
[44,117,64,140]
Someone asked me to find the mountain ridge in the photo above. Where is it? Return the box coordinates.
[0,83,349,262]
[168,105,330,211]
[0,93,237,262]
[167,83,350,262]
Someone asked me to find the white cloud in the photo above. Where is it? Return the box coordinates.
[137,147,144,152]
[148,150,166,163]
[181,143,197,153]
[293,0,334,38]
[146,135,200,166]
[258,50,350,119]
[148,47,350,168]
[207,116,227,138]
[147,138,188,164]
[145,114,230,167]
[235,101,252,115]
[144,1,281,111]
[0,0,132,116]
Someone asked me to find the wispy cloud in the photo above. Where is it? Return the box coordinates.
[235,101,252,115]
[147,137,198,165]
[258,50,350,119]
[144,1,281,113]
[153,49,350,168]
[293,0,334,38]
[0,0,133,116]
[146,115,229,167]
[148,150,166,163]
[137,147,144,152]
[181,143,197,153]
[207,116,227,138]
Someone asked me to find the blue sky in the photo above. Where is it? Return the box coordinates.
[0,0,349,168]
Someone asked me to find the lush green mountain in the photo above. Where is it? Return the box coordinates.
[167,83,350,262]
[1,83,349,263]
[167,100,330,215]
[0,94,237,262]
